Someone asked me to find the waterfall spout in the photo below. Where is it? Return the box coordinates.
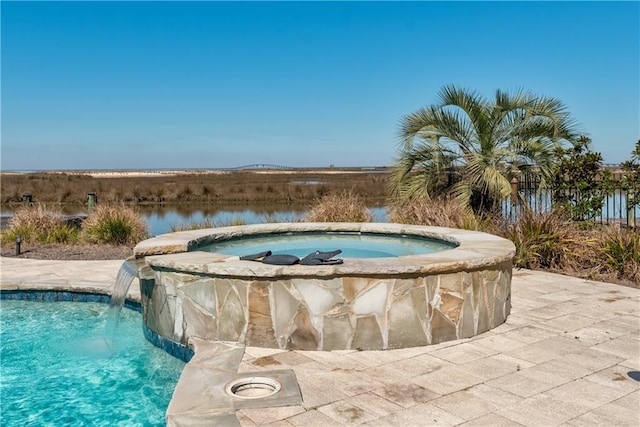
[106,258,139,338]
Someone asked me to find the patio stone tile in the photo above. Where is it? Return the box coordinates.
[500,326,557,344]
[170,412,241,427]
[564,325,626,345]
[347,392,404,417]
[590,334,640,360]
[543,378,628,409]
[429,343,498,365]
[382,353,455,378]
[458,354,527,381]
[485,372,557,398]
[244,347,288,359]
[301,369,385,397]
[481,321,520,334]
[358,362,426,386]
[524,304,581,320]
[263,421,294,427]
[297,351,370,371]
[591,315,640,335]
[505,336,588,364]
[272,351,316,366]
[535,314,600,333]
[370,382,440,408]
[503,312,548,327]
[342,348,416,367]
[238,406,305,425]
[238,361,262,373]
[363,402,464,426]
[430,389,503,421]
[237,412,258,426]
[467,384,522,407]
[459,413,525,426]
[495,394,591,426]
[468,334,528,353]
[563,403,640,427]
[316,400,378,425]
[584,365,640,392]
[517,359,593,386]
[247,355,288,369]
[556,347,624,371]
[621,357,640,370]
[296,378,349,410]
[589,297,639,316]
[412,365,486,395]
[489,353,536,370]
[611,389,640,411]
[286,409,344,426]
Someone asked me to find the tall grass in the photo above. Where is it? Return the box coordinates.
[1,170,389,206]
[388,198,495,231]
[305,191,372,222]
[1,205,80,244]
[596,225,640,284]
[497,208,587,270]
[82,205,148,245]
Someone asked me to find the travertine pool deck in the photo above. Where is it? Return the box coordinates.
[1,257,639,426]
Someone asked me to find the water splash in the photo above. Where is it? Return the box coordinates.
[105,259,139,340]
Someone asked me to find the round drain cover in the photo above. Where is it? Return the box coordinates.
[225,377,281,399]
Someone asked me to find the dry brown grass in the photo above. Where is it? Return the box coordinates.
[305,190,373,222]
[495,208,639,286]
[1,170,390,206]
[0,205,80,244]
[388,198,495,231]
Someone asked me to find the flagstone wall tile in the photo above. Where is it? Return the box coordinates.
[352,315,384,350]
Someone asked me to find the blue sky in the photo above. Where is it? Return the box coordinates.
[1,1,638,170]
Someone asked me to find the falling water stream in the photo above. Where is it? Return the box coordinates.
[105,259,139,340]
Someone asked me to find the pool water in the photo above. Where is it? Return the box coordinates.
[200,232,457,258]
[0,300,185,426]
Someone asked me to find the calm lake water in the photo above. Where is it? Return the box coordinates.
[3,194,637,237]
[140,204,389,236]
[1,203,389,237]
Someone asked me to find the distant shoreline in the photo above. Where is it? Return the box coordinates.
[0,166,391,178]
[1,168,390,206]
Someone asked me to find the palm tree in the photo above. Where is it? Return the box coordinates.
[391,85,581,213]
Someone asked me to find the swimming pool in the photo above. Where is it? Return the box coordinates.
[0,300,185,426]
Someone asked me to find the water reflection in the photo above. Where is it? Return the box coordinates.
[1,203,389,236]
[138,203,389,236]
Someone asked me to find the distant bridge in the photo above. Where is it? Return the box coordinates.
[227,164,297,171]
[225,164,392,172]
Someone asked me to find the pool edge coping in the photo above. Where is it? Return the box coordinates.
[134,223,516,278]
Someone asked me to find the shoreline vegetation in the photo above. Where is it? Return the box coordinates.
[0,168,390,207]
[1,167,638,289]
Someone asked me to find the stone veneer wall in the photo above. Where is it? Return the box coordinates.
[134,223,515,351]
[140,262,511,351]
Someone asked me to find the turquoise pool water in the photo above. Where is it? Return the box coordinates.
[199,232,457,258]
[0,300,185,426]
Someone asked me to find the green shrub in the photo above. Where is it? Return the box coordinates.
[82,204,148,245]
[45,224,81,243]
[305,191,372,222]
[551,136,613,223]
